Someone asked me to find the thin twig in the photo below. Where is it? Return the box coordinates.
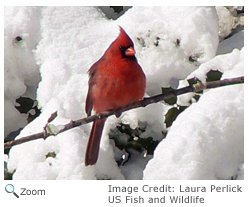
[4,76,244,150]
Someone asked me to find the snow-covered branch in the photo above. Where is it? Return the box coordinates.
[4,76,244,150]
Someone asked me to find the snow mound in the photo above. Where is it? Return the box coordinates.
[4,7,41,137]
[143,48,244,180]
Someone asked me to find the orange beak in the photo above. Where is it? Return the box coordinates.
[125,46,136,56]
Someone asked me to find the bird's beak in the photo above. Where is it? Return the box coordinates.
[125,46,136,56]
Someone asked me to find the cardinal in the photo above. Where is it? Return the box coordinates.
[85,26,146,166]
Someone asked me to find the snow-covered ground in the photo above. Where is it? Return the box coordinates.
[4,6,244,180]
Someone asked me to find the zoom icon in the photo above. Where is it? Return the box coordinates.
[5,184,19,198]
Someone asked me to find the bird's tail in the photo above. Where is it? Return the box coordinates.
[85,119,106,166]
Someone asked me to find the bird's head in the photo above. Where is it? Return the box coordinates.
[105,26,137,61]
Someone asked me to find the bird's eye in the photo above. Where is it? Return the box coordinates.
[119,46,125,50]
[119,46,127,55]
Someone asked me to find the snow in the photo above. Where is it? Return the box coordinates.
[4,6,243,180]
[143,48,244,180]
[4,7,41,137]
[117,6,219,95]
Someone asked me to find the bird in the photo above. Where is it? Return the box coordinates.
[85,26,146,166]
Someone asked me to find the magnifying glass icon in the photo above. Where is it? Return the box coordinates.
[5,184,19,198]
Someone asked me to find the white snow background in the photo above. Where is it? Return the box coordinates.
[4,6,244,180]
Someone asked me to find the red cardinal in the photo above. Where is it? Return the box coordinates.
[85,26,146,166]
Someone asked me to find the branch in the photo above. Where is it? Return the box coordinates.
[4,76,244,150]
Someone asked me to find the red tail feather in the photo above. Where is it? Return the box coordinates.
[85,119,106,166]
